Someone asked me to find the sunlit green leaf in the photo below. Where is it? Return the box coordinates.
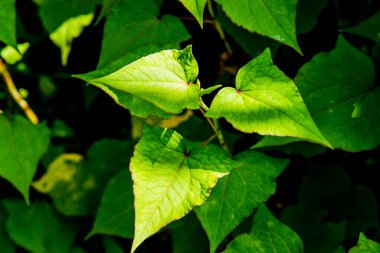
[195,151,288,253]
[32,0,97,33]
[33,139,133,216]
[0,42,30,65]
[130,124,238,252]
[179,0,207,28]
[349,233,380,253]
[215,0,301,54]
[341,10,380,42]
[89,169,134,238]
[216,7,279,57]
[206,49,330,147]
[0,115,50,203]
[0,0,17,49]
[76,46,201,115]
[4,200,79,253]
[224,205,304,253]
[50,13,94,65]
[97,0,190,68]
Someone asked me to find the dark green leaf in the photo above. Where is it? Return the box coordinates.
[0,115,50,203]
[195,151,288,253]
[0,204,15,253]
[33,139,133,216]
[130,124,238,252]
[215,0,301,54]
[294,35,380,151]
[4,201,80,253]
[296,0,330,34]
[89,169,134,238]
[0,0,17,48]
[169,212,208,253]
[103,236,124,253]
[341,10,380,42]
[281,205,346,253]
[97,0,190,68]
[224,205,304,253]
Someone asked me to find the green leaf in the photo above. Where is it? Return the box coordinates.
[76,46,201,115]
[200,84,222,96]
[195,151,289,253]
[88,169,134,238]
[3,200,80,253]
[95,0,121,24]
[179,0,207,28]
[215,0,302,54]
[169,212,209,253]
[103,236,124,253]
[349,233,380,253]
[130,124,238,252]
[33,139,133,216]
[0,115,50,203]
[97,0,190,68]
[216,6,280,57]
[206,49,330,148]
[0,0,17,49]
[296,0,330,34]
[294,35,380,151]
[223,205,304,253]
[341,10,380,42]
[0,204,15,253]
[0,42,30,65]
[281,205,346,253]
[32,0,97,33]
[49,13,94,65]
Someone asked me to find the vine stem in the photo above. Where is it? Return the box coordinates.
[0,58,39,124]
[198,98,231,155]
[207,0,233,55]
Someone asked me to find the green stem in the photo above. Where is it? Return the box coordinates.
[198,98,231,155]
[207,0,233,55]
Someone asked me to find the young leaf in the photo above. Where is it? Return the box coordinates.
[179,0,207,28]
[3,201,80,253]
[49,13,94,65]
[33,140,133,216]
[195,151,289,253]
[215,0,302,54]
[349,233,380,253]
[341,10,380,42]
[76,46,201,115]
[223,205,304,253]
[88,169,134,238]
[97,0,190,68]
[206,49,330,148]
[0,115,50,203]
[0,0,17,49]
[294,35,380,151]
[32,0,97,33]
[130,124,238,252]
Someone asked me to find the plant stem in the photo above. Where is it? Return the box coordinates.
[198,98,230,155]
[207,0,233,55]
[0,58,39,124]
